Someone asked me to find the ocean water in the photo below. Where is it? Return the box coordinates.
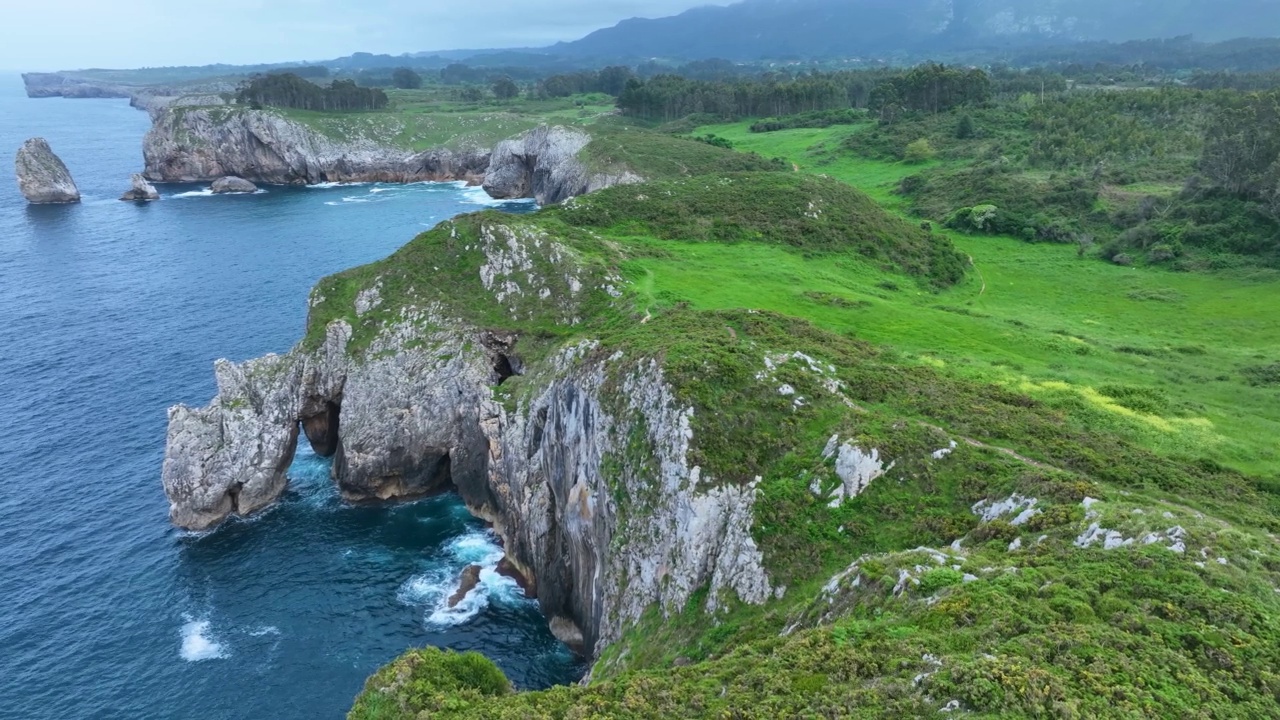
[0,75,582,719]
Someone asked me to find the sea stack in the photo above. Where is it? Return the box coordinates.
[15,138,80,204]
[210,176,258,194]
[120,173,160,201]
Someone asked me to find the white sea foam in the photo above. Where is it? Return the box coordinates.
[447,531,505,565]
[180,619,227,661]
[172,188,267,198]
[398,529,528,627]
[460,185,536,208]
[248,626,281,637]
[307,181,370,189]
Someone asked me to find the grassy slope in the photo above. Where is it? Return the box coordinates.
[338,130,1280,717]
[690,120,1280,476]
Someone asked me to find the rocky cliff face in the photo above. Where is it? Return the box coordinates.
[142,107,639,204]
[15,138,80,204]
[22,72,132,99]
[484,126,642,206]
[142,107,491,185]
[161,213,770,655]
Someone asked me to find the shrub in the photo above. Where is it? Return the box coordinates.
[904,138,938,164]
[1243,363,1280,387]
[917,568,966,595]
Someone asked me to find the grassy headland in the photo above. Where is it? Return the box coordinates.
[333,114,1280,717]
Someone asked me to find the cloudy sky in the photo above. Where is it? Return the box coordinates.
[0,0,737,71]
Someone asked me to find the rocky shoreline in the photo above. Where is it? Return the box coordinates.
[141,105,639,204]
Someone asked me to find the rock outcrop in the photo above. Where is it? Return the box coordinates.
[448,565,483,608]
[120,173,160,201]
[483,126,642,205]
[161,214,772,656]
[15,138,80,204]
[211,176,258,194]
[143,107,490,185]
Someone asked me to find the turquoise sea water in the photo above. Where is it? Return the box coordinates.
[0,76,581,719]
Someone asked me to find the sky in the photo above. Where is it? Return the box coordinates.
[0,0,739,71]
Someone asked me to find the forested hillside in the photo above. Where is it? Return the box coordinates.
[553,0,1280,61]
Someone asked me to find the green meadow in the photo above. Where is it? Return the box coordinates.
[662,120,1280,475]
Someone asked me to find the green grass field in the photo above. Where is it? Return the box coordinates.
[672,121,1280,476]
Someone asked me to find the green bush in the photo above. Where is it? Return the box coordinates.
[903,138,937,164]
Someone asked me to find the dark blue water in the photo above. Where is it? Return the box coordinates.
[0,75,580,719]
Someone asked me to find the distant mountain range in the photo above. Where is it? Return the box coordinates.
[545,0,1280,61]
[38,0,1280,80]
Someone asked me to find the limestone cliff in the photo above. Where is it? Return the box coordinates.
[483,126,642,206]
[141,105,640,205]
[22,72,132,99]
[142,107,491,185]
[15,138,80,204]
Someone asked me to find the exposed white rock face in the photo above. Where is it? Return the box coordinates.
[486,353,771,651]
[162,354,302,530]
[15,138,80,204]
[812,437,891,508]
[210,176,258,194]
[143,107,491,185]
[483,125,642,205]
[972,494,1039,524]
[120,173,160,201]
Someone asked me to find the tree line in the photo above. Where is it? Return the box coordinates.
[1199,90,1280,221]
[236,73,389,112]
[616,64,991,123]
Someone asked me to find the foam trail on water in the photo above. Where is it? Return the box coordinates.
[180,619,227,661]
[307,181,370,189]
[172,188,214,199]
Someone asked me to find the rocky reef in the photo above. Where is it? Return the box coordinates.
[15,138,80,204]
[142,106,491,186]
[120,173,160,201]
[210,176,258,194]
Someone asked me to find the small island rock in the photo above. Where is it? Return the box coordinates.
[15,138,80,204]
[211,176,258,194]
[120,173,160,201]
[447,565,483,608]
